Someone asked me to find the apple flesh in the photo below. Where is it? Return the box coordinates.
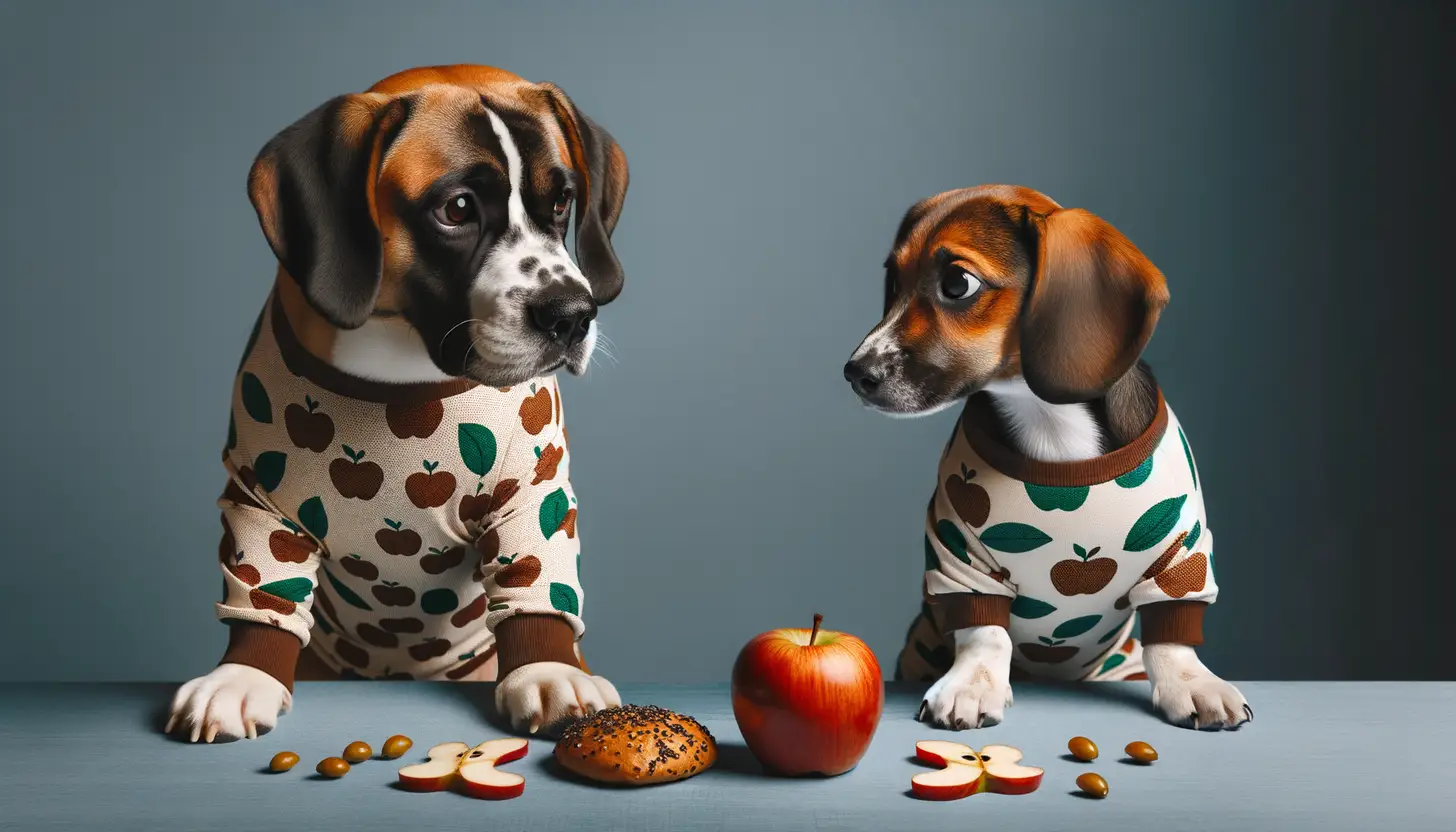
[731,613,884,776]
[397,739,529,800]
[911,740,1043,800]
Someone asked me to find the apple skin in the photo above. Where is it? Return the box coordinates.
[911,742,1044,800]
[460,742,529,800]
[731,620,884,777]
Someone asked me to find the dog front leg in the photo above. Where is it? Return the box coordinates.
[1143,643,1250,730]
[918,624,1014,730]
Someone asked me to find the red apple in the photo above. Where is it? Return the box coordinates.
[731,613,883,776]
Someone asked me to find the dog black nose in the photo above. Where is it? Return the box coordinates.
[843,359,884,397]
[529,293,597,347]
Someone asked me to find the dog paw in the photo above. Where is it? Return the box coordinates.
[1144,644,1250,731]
[917,626,1014,730]
[165,663,291,742]
[495,661,621,737]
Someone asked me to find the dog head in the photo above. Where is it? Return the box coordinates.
[844,185,1168,415]
[247,65,628,386]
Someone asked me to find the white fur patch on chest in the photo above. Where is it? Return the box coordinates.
[982,378,1103,462]
[330,316,454,383]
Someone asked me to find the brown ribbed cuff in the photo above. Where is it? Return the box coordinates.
[1140,600,1207,646]
[219,622,301,692]
[494,614,580,678]
[927,593,1012,632]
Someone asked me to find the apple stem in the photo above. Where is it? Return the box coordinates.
[809,613,823,646]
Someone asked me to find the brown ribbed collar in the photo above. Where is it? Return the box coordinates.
[269,292,478,406]
[958,388,1169,488]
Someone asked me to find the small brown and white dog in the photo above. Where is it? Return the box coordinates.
[166,65,628,742]
[845,185,1250,731]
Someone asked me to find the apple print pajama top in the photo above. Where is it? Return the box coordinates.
[214,293,586,690]
[898,390,1215,684]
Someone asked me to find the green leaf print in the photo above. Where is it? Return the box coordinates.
[934,520,970,564]
[297,496,328,540]
[550,582,580,616]
[257,577,312,603]
[458,423,498,477]
[1052,614,1102,640]
[487,602,510,612]
[241,372,272,424]
[1178,426,1198,490]
[421,588,459,615]
[1123,495,1188,552]
[1011,595,1057,619]
[981,522,1053,553]
[924,534,940,571]
[253,452,287,492]
[322,566,372,610]
[1024,483,1089,512]
[1115,456,1153,488]
[1099,653,1127,675]
[1097,619,1129,644]
[1185,519,1202,552]
[539,488,569,539]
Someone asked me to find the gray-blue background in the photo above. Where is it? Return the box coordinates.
[1,0,1449,683]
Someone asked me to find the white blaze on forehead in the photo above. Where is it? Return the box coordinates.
[482,107,530,232]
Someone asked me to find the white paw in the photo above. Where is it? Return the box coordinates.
[918,625,1014,730]
[495,661,621,737]
[1143,644,1251,730]
[165,663,291,742]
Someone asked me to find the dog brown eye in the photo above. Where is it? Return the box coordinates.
[941,268,982,300]
[554,188,573,216]
[434,194,477,227]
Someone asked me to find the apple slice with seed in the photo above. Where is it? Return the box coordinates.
[911,740,1043,800]
[397,739,528,799]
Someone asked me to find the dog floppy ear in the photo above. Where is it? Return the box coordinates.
[247,93,410,329]
[539,85,629,305]
[1020,208,1169,403]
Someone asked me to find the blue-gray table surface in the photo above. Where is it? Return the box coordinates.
[2,682,1452,831]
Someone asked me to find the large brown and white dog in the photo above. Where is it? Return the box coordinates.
[845,185,1250,731]
[166,66,628,742]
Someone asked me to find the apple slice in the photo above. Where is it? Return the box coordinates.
[397,739,529,799]
[911,740,1043,800]
[458,738,530,800]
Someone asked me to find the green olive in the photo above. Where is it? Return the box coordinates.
[1125,741,1159,764]
[343,741,373,764]
[268,751,299,772]
[381,735,414,760]
[1076,772,1109,798]
[316,757,351,778]
[1067,736,1098,762]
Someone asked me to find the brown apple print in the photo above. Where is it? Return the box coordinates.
[357,622,399,648]
[335,639,370,669]
[409,638,452,662]
[386,399,445,440]
[494,554,542,588]
[1141,530,1189,580]
[446,649,497,680]
[220,519,262,586]
[1050,544,1119,596]
[1020,637,1078,663]
[458,486,491,524]
[491,478,520,511]
[269,527,317,564]
[379,668,414,681]
[561,508,577,539]
[450,594,488,628]
[284,395,334,452]
[237,465,258,492]
[222,479,263,510]
[519,383,553,434]
[249,589,296,616]
[531,443,563,485]
[405,460,456,508]
[1115,594,1130,611]
[376,519,423,556]
[371,581,416,607]
[380,617,424,634]
[474,528,501,560]
[1155,552,1209,598]
[420,545,466,575]
[314,585,342,630]
[339,554,379,581]
[944,464,991,528]
[330,445,384,500]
